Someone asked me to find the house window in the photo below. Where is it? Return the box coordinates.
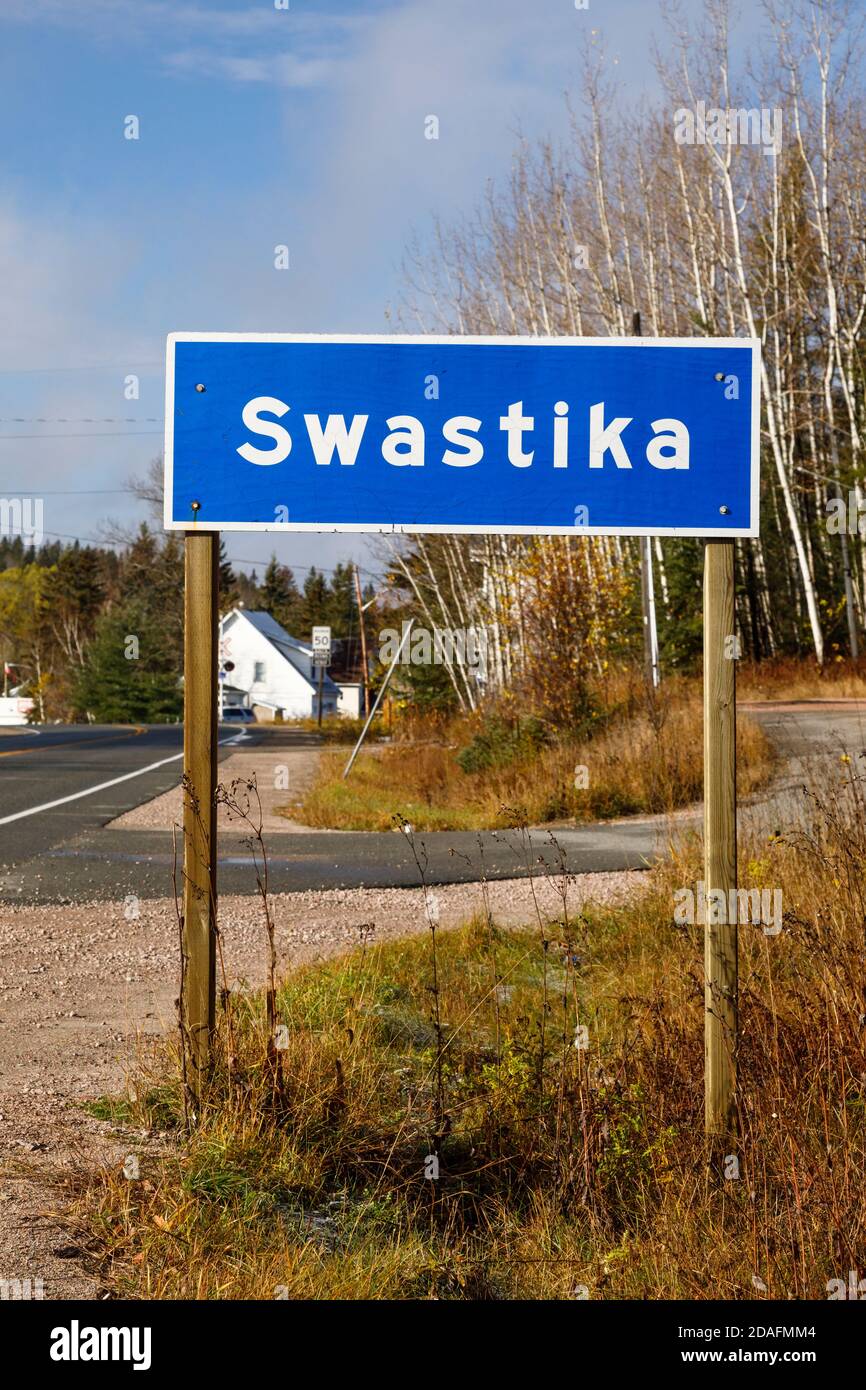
[253,661,266,683]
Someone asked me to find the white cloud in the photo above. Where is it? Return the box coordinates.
[267,0,585,327]
[164,49,340,88]
[0,203,152,372]
[2,0,370,45]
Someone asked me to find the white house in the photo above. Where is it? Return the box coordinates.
[336,682,363,719]
[218,609,340,721]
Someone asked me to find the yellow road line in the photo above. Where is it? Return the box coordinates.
[0,725,148,759]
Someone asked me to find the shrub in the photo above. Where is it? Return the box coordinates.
[455,714,551,774]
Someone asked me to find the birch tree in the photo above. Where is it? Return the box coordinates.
[399,0,866,668]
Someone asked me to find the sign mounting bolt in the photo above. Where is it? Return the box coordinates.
[719,505,730,515]
[190,500,201,513]
[195,383,206,393]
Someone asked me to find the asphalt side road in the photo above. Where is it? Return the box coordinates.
[0,720,667,903]
[0,819,661,902]
[2,701,866,904]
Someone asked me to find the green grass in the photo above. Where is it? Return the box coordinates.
[77,908,672,1298]
[82,1087,178,1131]
[291,764,485,831]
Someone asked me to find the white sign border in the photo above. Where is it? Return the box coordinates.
[163,332,761,538]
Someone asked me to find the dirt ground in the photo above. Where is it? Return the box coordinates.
[0,859,647,1300]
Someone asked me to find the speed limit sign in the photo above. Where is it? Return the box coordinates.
[312,626,331,666]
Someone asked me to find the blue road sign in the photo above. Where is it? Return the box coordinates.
[164,334,760,537]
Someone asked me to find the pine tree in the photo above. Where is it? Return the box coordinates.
[219,539,239,609]
[261,555,302,633]
[121,525,162,603]
[73,601,182,723]
[656,540,704,673]
[234,567,262,610]
[299,567,329,637]
[324,562,358,638]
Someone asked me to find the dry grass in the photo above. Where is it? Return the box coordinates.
[73,749,866,1300]
[292,684,773,831]
[738,655,866,702]
[284,714,386,745]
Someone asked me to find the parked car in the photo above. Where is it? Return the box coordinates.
[220,707,256,724]
[0,695,35,727]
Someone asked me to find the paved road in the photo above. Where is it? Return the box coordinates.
[739,699,866,758]
[0,722,244,862]
[2,702,865,903]
[0,723,268,898]
[0,723,323,855]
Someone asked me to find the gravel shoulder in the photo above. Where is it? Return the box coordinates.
[0,868,647,1300]
[108,743,322,834]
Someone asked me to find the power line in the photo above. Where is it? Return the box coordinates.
[0,487,137,496]
[0,430,163,439]
[3,489,135,496]
[0,362,163,375]
[0,418,162,424]
[230,556,384,581]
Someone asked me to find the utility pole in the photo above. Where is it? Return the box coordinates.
[353,562,370,718]
[640,539,661,688]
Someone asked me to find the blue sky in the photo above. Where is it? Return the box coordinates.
[0,0,764,580]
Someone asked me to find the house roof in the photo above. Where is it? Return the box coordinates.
[241,610,310,655]
[226,609,340,694]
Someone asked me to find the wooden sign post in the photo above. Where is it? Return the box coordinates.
[703,539,738,1144]
[182,529,219,1108]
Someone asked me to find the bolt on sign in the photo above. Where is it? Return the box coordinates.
[165,332,761,1141]
[164,334,759,536]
